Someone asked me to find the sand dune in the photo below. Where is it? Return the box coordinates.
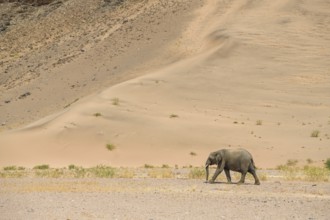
[0,0,329,168]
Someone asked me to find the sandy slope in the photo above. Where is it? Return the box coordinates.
[0,0,330,168]
[0,0,202,129]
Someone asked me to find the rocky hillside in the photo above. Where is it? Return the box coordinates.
[0,0,200,129]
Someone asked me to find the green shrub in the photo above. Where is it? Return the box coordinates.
[3,166,17,171]
[94,113,102,117]
[68,164,76,170]
[106,144,116,151]
[33,164,49,170]
[144,164,154,169]
[325,158,330,170]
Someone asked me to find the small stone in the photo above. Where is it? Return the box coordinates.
[18,92,31,99]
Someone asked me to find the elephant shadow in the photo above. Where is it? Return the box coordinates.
[205,181,255,185]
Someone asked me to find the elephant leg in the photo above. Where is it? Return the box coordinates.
[249,169,260,185]
[224,169,232,183]
[210,160,225,183]
[238,172,247,184]
[210,167,223,183]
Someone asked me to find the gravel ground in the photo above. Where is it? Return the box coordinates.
[1,178,329,219]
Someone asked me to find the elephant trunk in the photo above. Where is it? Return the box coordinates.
[205,161,210,182]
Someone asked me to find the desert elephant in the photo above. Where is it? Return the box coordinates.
[205,148,260,185]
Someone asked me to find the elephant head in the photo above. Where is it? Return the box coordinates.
[205,151,222,182]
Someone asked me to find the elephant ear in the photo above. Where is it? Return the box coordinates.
[215,153,222,165]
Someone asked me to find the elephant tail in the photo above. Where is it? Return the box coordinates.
[251,158,257,169]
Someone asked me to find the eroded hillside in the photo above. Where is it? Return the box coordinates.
[0,0,202,129]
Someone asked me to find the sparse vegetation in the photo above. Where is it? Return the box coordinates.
[68,164,76,170]
[306,158,313,164]
[311,130,320,138]
[112,98,120,106]
[276,165,301,181]
[106,143,116,151]
[33,164,50,170]
[190,152,197,156]
[0,164,329,181]
[303,166,329,182]
[169,114,178,118]
[148,168,174,179]
[35,168,64,178]
[259,173,268,181]
[256,120,263,125]
[144,164,154,169]
[3,166,17,171]
[94,112,102,117]
[162,164,170,168]
[89,165,116,178]
[188,167,204,179]
[325,158,330,170]
[115,168,135,178]
[286,159,298,166]
[70,166,88,178]
[277,161,329,182]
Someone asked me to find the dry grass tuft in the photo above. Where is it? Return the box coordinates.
[188,167,204,179]
[148,168,174,179]
[311,130,320,138]
[106,144,116,151]
[94,112,102,117]
[277,162,329,182]
[112,98,120,106]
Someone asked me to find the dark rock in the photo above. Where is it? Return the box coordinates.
[18,92,31,99]
[104,0,125,7]
[0,25,7,32]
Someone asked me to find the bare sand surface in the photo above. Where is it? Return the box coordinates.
[1,0,329,169]
[1,0,330,169]
[1,177,329,219]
